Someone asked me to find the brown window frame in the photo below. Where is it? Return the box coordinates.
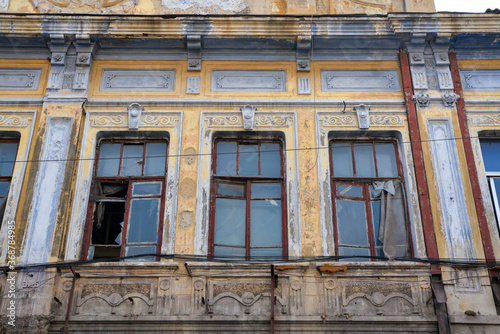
[208,137,288,260]
[329,138,413,260]
[81,138,168,261]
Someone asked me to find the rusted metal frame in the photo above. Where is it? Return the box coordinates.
[363,183,377,259]
[258,142,262,176]
[399,50,440,263]
[350,142,356,177]
[449,52,496,264]
[279,140,288,259]
[372,142,379,177]
[208,140,218,258]
[141,143,146,176]
[245,180,251,260]
[117,143,124,176]
[120,181,133,257]
[63,266,79,334]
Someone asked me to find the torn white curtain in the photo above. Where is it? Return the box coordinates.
[372,180,409,260]
[95,183,127,230]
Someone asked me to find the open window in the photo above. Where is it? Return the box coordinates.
[209,138,287,260]
[479,138,500,233]
[329,139,411,260]
[83,140,167,260]
[0,139,18,226]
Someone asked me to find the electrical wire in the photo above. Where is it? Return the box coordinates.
[0,134,490,165]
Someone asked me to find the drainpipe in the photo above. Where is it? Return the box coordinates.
[63,266,78,334]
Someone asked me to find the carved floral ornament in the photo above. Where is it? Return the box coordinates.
[89,113,179,128]
[205,113,293,129]
[319,114,406,128]
[31,0,138,13]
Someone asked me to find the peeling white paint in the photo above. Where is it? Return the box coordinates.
[21,117,73,265]
[428,118,475,260]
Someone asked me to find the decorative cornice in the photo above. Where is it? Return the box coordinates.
[0,14,498,38]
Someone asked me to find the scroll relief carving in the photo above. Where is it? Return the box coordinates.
[30,0,138,14]
[89,114,179,128]
[341,280,420,316]
[75,282,155,316]
[208,280,286,315]
[319,114,405,128]
[468,114,500,127]
[0,115,32,127]
[205,114,293,129]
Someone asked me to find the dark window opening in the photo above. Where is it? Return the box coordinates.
[83,140,167,261]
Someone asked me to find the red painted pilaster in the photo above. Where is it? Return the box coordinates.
[449,52,496,264]
[399,51,440,264]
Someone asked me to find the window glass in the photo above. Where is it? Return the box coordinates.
[87,140,167,261]
[238,144,259,176]
[353,143,375,177]
[144,143,166,176]
[132,182,162,196]
[216,142,237,176]
[250,199,282,247]
[330,139,408,261]
[120,144,144,176]
[375,143,398,177]
[251,183,281,199]
[218,183,245,197]
[96,143,121,177]
[260,143,281,177]
[214,198,246,247]
[331,143,353,177]
[0,143,17,176]
[480,140,500,172]
[211,139,286,260]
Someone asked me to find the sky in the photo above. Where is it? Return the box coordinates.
[434,0,499,12]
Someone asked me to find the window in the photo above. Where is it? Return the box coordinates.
[0,140,18,225]
[209,139,287,260]
[480,139,500,232]
[329,139,410,260]
[83,140,168,260]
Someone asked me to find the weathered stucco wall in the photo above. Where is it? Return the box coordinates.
[1,0,435,15]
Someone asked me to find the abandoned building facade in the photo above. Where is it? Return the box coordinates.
[1,0,500,332]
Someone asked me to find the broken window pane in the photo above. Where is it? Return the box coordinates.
[337,184,363,198]
[120,144,144,176]
[96,143,121,177]
[218,183,245,197]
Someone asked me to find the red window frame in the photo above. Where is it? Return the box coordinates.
[81,138,168,261]
[329,139,413,260]
[208,138,288,260]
